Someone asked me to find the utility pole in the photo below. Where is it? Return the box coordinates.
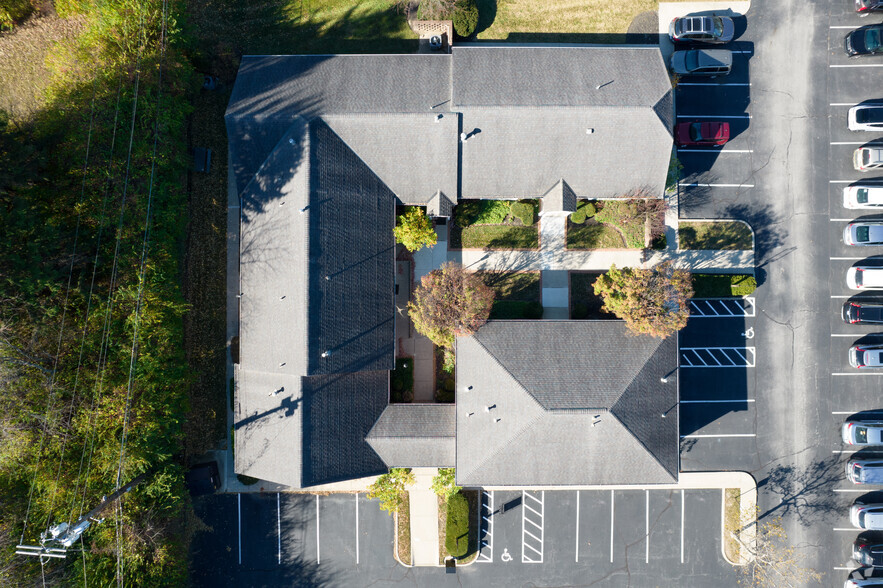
[16,471,151,560]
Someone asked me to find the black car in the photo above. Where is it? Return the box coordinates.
[843,301,883,324]
[855,540,883,566]
[857,0,883,15]
[846,24,883,56]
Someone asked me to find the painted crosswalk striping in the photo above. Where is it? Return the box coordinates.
[688,297,755,318]
[522,490,545,563]
[477,490,494,562]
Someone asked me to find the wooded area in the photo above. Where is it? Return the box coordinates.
[0,0,199,584]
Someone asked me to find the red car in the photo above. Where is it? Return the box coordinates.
[675,121,730,146]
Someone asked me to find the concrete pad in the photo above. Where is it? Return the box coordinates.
[542,307,569,320]
[409,468,440,566]
[541,288,569,308]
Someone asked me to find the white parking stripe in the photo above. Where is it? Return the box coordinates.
[355,493,359,565]
[680,490,685,564]
[678,149,754,153]
[831,142,866,145]
[681,433,756,438]
[316,495,320,564]
[676,114,752,119]
[831,25,862,29]
[610,491,615,563]
[681,399,756,403]
[831,180,854,183]
[478,491,493,562]
[831,64,883,68]
[831,218,854,221]
[831,296,851,299]
[834,488,867,492]
[680,183,755,188]
[278,493,282,565]
[678,82,751,86]
[238,494,242,566]
[524,503,543,517]
[833,372,883,375]
[831,257,866,260]
[645,491,650,564]
[831,103,856,106]
[834,528,857,531]
[832,334,858,337]
[575,491,580,563]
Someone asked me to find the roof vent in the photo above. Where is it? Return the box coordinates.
[460,132,469,143]
[321,350,331,358]
[435,114,443,122]
[586,128,594,134]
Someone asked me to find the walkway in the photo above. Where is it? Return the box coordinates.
[409,468,440,566]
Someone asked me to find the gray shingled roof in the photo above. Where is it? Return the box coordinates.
[541,180,577,214]
[451,45,672,108]
[455,321,678,486]
[366,404,456,467]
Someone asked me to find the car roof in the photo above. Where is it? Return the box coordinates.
[857,267,883,286]
[864,147,883,162]
[695,49,733,66]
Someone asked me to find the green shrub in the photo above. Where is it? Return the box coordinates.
[581,201,597,217]
[691,274,756,297]
[446,491,470,557]
[237,474,260,486]
[510,200,537,226]
[523,301,544,319]
[442,348,456,373]
[444,378,456,392]
[473,200,510,224]
[436,388,454,403]
[572,302,588,320]
[731,275,757,296]
[452,0,479,37]
[0,0,34,29]
[570,208,587,224]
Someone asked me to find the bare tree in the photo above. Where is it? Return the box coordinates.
[735,517,823,587]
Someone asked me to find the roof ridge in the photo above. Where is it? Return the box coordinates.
[608,408,676,479]
[458,413,546,482]
[607,337,665,407]
[470,331,546,411]
[238,117,308,198]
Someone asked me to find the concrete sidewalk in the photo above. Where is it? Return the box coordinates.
[409,468,440,566]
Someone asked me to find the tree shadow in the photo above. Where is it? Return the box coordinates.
[474,0,497,36]
[718,202,786,267]
[759,456,844,527]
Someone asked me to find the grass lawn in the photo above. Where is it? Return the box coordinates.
[723,488,741,564]
[450,200,540,250]
[594,200,648,249]
[570,272,617,320]
[477,271,543,319]
[475,0,659,43]
[679,221,753,251]
[451,223,539,249]
[691,274,757,298]
[567,220,626,249]
[397,492,411,565]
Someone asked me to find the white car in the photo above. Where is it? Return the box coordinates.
[844,184,883,208]
[851,502,883,528]
[849,104,883,131]
[855,146,883,171]
[846,579,883,588]
[850,345,883,368]
[847,266,883,289]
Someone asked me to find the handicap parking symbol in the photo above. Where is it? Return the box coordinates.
[500,548,513,562]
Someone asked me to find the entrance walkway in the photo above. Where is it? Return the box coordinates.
[409,468,440,566]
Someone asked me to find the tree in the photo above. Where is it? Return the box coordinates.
[394,206,436,252]
[736,517,823,587]
[367,468,416,515]
[431,468,460,501]
[408,262,494,349]
[593,261,692,338]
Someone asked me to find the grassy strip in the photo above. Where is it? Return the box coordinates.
[570,272,617,320]
[724,488,741,563]
[397,492,412,566]
[452,224,539,249]
[567,221,626,249]
[477,270,542,318]
[679,221,753,251]
[691,274,757,298]
[594,201,647,249]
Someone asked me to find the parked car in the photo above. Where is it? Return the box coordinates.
[675,121,730,146]
[844,185,883,209]
[670,49,733,76]
[844,222,883,245]
[847,266,883,289]
[853,500,883,525]
[850,104,883,131]
[846,580,883,588]
[854,540,883,566]
[843,420,883,443]
[669,15,735,44]
[846,23,883,56]
[849,345,883,368]
[843,301,883,324]
[848,460,883,485]
[858,0,883,14]
[855,147,883,171]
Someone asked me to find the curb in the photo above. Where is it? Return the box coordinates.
[719,472,757,566]
[392,509,414,568]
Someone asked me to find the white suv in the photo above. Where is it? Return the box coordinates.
[849,104,883,131]
[847,266,883,289]
[844,184,883,208]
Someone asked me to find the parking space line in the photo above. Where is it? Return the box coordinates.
[316,495,320,565]
[831,64,883,68]
[680,490,685,564]
[681,433,756,438]
[831,103,855,106]
[833,372,883,375]
[521,490,544,563]
[478,490,493,562]
[610,490,615,563]
[833,334,858,337]
[355,493,359,565]
[834,528,857,531]
[676,114,752,119]
[679,183,755,188]
[834,489,866,492]
[831,296,851,299]
[645,491,650,564]
[679,82,751,86]
[831,142,865,146]
[681,399,756,404]
[831,257,866,260]
[831,25,861,29]
[277,493,282,565]
[238,494,242,566]
[678,149,754,153]
[831,218,853,221]
[830,180,854,183]
[575,491,580,563]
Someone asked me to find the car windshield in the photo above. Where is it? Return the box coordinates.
[865,150,873,165]
[865,28,883,52]
[712,17,723,36]
[857,427,870,443]
[686,51,700,71]
[689,123,703,141]
[859,109,883,123]
[858,189,869,204]
[858,225,871,242]
[857,269,865,287]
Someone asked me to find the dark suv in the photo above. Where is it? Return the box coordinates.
[857,0,883,16]
[843,301,883,324]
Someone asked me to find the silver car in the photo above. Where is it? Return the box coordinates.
[670,49,733,76]
[847,459,883,484]
[852,501,883,528]
[844,221,883,245]
[850,345,883,368]
[855,146,883,171]
[843,419,883,443]
[669,15,735,44]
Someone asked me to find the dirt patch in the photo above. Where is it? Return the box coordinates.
[724,488,742,563]
[0,13,86,121]
[397,492,412,565]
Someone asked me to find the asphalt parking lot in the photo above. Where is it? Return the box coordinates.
[823,2,883,580]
